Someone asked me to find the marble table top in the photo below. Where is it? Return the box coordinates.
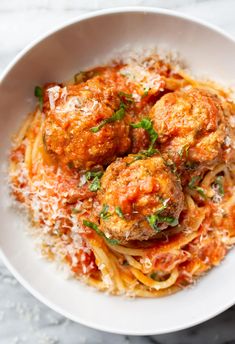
[0,0,235,343]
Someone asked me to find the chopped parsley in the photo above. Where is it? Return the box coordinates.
[146,203,178,232]
[147,214,178,232]
[34,86,43,111]
[126,148,160,166]
[115,206,124,219]
[127,155,145,165]
[85,170,103,192]
[188,176,207,199]
[85,170,103,181]
[91,102,126,133]
[142,148,159,157]
[83,220,119,245]
[213,176,224,197]
[100,204,111,220]
[89,176,101,192]
[131,118,158,156]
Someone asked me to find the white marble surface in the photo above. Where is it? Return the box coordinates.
[1,0,235,343]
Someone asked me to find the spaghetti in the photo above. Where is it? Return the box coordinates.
[9,53,235,297]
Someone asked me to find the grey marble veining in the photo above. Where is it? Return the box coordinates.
[0,260,235,343]
[1,0,235,343]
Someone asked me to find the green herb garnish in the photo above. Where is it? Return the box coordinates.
[115,206,124,219]
[146,203,178,232]
[188,176,206,199]
[126,148,160,166]
[83,220,119,245]
[91,102,126,133]
[147,214,178,231]
[195,187,207,199]
[131,118,158,151]
[85,170,103,182]
[34,86,43,111]
[85,170,103,192]
[100,204,111,220]
[188,176,201,189]
[127,155,144,164]
[142,148,159,157]
[213,176,224,197]
[89,176,101,192]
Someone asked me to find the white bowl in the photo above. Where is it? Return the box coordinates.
[0,7,235,335]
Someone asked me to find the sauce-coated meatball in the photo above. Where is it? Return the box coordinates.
[43,69,131,169]
[149,88,227,175]
[97,155,184,244]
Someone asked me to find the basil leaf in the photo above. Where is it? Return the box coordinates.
[91,103,126,133]
[131,118,158,156]
[83,220,119,245]
[131,118,158,152]
[34,86,43,111]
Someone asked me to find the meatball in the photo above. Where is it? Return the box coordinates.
[149,88,227,175]
[43,69,131,169]
[97,155,184,244]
